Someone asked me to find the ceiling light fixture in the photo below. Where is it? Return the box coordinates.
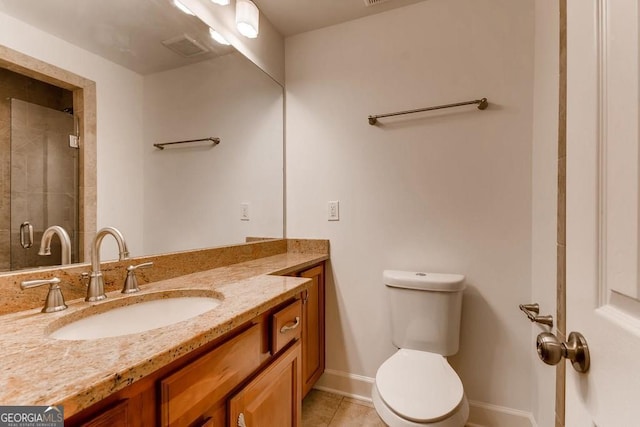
[209,28,230,45]
[235,0,259,39]
[211,0,230,5]
[173,0,195,15]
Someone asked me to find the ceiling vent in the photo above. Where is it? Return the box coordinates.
[363,0,393,6]
[162,34,209,57]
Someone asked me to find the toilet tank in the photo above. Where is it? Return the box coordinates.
[383,270,465,356]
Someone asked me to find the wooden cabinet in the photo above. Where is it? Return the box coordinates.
[228,341,302,427]
[299,265,325,398]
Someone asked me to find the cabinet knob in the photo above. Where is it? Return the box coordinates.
[237,413,247,427]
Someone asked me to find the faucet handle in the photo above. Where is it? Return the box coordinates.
[122,262,153,294]
[128,261,154,271]
[20,277,67,313]
[81,272,90,285]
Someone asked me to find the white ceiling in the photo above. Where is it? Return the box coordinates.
[0,0,235,75]
[0,0,427,74]
[254,0,428,37]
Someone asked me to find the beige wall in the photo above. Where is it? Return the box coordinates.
[142,52,284,254]
[285,0,536,422]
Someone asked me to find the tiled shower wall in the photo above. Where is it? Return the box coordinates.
[0,68,73,270]
[10,99,78,269]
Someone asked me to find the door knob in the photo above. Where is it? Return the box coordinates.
[536,331,590,373]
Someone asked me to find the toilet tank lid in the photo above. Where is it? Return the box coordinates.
[383,270,465,292]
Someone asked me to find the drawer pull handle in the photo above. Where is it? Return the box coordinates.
[238,413,247,427]
[280,316,300,334]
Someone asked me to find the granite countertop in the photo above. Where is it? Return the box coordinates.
[0,251,328,416]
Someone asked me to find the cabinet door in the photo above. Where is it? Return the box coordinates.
[160,324,262,427]
[80,400,129,427]
[300,265,325,398]
[228,341,301,427]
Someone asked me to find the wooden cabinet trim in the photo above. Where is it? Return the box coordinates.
[300,264,325,398]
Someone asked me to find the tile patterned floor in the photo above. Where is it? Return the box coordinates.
[302,390,386,426]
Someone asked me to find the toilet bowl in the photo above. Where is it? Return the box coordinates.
[373,270,468,427]
[372,349,468,427]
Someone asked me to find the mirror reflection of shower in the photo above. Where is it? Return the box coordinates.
[2,69,79,271]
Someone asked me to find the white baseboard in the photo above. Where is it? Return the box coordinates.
[313,368,375,402]
[466,400,537,427]
[313,369,537,427]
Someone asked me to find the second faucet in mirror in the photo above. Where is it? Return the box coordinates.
[38,226,72,265]
[86,227,129,302]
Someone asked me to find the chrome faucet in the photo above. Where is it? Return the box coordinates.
[86,227,129,302]
[38,226,72,265]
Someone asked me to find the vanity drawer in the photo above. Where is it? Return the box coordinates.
[272,299,302,354]
[160,324,262,427]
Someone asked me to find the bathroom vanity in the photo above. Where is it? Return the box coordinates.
[0,239,327,427]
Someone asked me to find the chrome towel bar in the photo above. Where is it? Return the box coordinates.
[154,137,220,150]
[368,97,488,125]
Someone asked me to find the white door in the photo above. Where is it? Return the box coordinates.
[566,0,640,425]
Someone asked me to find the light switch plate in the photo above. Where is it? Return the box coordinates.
[240,203,250,221]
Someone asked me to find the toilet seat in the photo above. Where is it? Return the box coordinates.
[375,349,464,423]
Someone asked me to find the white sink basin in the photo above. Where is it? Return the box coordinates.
[49,294,222,340]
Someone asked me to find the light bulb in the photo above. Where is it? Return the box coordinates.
[236,0,259,39]
[173,0,194,15]
[209,28,230,45]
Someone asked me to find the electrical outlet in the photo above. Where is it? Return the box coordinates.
[328,201,339,221]
[240,203,250,221]
[68,135,79,148]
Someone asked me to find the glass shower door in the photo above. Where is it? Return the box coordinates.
[9,98,79,270]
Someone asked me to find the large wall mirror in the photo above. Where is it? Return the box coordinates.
[0,0,284,272]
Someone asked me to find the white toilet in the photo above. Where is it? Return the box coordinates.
[372,270,469,427]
